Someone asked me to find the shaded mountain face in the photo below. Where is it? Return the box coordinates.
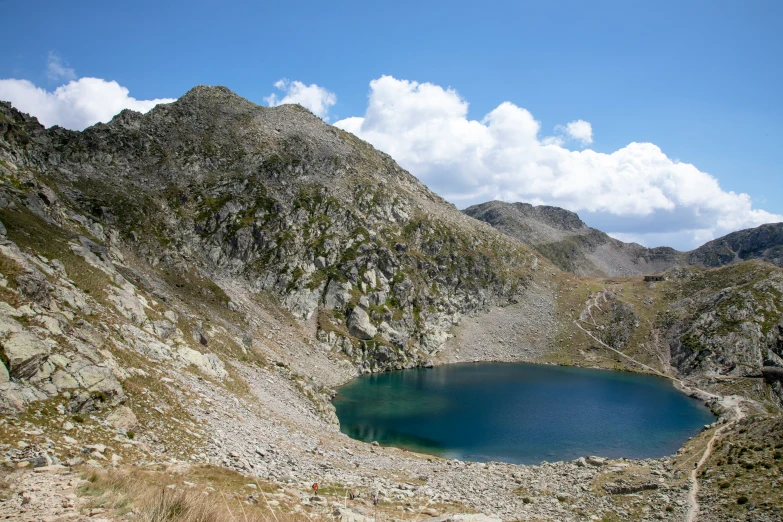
[0,87,534,376]
[686,223,783,268]
[465,200,783,277]
[463,201,680,277]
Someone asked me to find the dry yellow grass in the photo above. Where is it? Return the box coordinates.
[79,467,314,522]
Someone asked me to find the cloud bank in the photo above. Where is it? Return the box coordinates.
[264,79,336,120]
[0,77,175,130]
[335,76,782,249]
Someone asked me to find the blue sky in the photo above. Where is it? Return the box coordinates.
[1,1,781,249]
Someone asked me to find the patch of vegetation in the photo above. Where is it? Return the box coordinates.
[158,266,231,311]
[0,469,11,502]
[0,206,112,297]
[684,416,783,519]
[78,466,301,522]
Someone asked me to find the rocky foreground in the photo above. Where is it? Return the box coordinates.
[1,88,782,521]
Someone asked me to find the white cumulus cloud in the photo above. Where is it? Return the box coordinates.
[557,119,593,145]
[0,77,175,130]
[264,79,336,120]
[335,76,782,249]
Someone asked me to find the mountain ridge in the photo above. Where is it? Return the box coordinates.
[464,199,783,277]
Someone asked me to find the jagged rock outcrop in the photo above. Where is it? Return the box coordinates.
[661,263,783,378]
[2,329,50,379]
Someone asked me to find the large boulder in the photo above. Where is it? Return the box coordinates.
[68,358,124,400]
[50,370,78,391]
[586,456,608,467]
[334,508,374,522]
[0,313,24,337]
[106,405,139,431]
[150,320,177,340]
[15,271,51,306]
[176,346,227,379]
[2,331,51,379]
[284,288,322,319]
[105,286,148,326]
[324,280,352,310]
[348,307,377,340]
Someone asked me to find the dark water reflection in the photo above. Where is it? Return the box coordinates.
[333,363,715,465]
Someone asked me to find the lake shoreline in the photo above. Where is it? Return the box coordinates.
[334,361,717,466]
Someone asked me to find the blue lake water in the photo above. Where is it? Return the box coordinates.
[333,363,715,465]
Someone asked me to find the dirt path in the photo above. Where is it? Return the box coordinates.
[573,319,666,377]
[575,289,720,396]
[684,409,744,522]
[0,466,99,521]
[575,288,748,522]
[575,312,732,522]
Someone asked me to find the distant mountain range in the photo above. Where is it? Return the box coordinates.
[464,200,783,277]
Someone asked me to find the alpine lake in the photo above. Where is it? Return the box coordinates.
[333,363,716,465]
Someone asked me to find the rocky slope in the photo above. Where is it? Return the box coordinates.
[686,223,783,268]
[544,261,783,412]
[1,87,782,521]
[465,200,783,277]
[1,88,536,375]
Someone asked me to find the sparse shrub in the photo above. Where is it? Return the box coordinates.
[522,497,531,504]
[737,495,749,505]
[719,482,730,489]
[79,467,289,521]
[126,431,135,440]
[0,472,11,501]
[665,505,674,512]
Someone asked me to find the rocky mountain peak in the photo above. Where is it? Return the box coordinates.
[464,200,682,276]
[170,84,258,115]
[510,202,587,231]
[105,108,145,129]
[464,201,588,234]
